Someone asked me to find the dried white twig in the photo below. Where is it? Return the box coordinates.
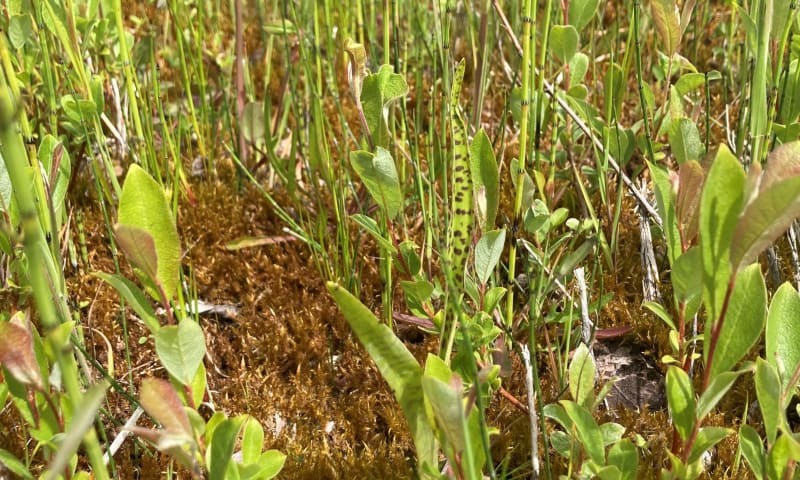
[521,345,539,480]
[788,222,800,291]
[638,178,661,303]
[575,267,594,349]
[103,406,144,465]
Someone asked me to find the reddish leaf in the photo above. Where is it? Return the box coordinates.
[760,142,800,192]
[0,316,43,390]
[140,377,192,437]
[114,223,159,282]
[675,160,705,244]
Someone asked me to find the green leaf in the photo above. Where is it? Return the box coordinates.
[240,450,286,480]
[154,320,207,385]
[755,358,783,445]
[568,0,599,29]
[675,73,709,96]
[8,14,33,49]
[696,369,747,419]
[669,118,703,165]
[599,422,625,446]
[643,300,677,330]
[569,52,590,86]
[510,158,536,213]
[700,146,745,338]
[666,366,695,441]
[561,400,604,465]
[0,448,33,479]
[360,64,408,149]
[93,272,159,333]
[603,63,625,122]
[118,164,182,300]
[422,372,466,453]
[594,465,621,480]
[543,403,572,431]
[474,229,506,285]
[241,101,265,144]
[766,283,800,388]
[483,286,506,314]
[738,424,765,480]
[651,0,681,55]
[240,417,264,465]
[549,430,572,458]
[326,282,436,472]
[38,135,70,220]
[469,129,499,230]
[556,238,595,278]
[649,161,681,264]
[549,25,579,63]
[766,434,800,480]
[398,240,422,277]
[350,213,395,251]
[672,246,702,304]
[687,427,732,464]
[207,416,245,480]
[608,439,638,480]
[350,148,402,220]
[605,126,634,166]
[399,280,434,305]
[0,144,12,214]
[190,362,207,409]
[709,264,766,379]
[569,343,596,409]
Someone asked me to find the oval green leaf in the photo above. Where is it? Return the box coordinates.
[549,25,579,63]
[154,320,207,386]
[561,400,604,465]
[709,264,766,379]
[469,129,499,230]
[766,282,800,388]
[350,148,402,220]
[666,366,695,441]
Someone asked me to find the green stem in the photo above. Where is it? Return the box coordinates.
[506,0,533,328]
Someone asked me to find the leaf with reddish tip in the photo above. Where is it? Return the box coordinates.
[651,0,681,55]
[730,176,800,273]
[113,224,159,286]
[126,426,197,470]
[675,160,705,244]
[760,141,800,192]
[140,377,192,437]
[0,317,43,390]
